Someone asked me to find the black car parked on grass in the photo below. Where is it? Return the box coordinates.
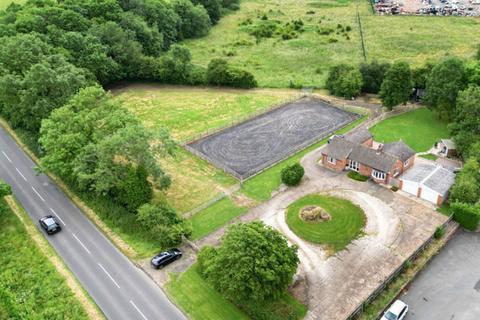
[151,249,182,269]
[39,215,61,235]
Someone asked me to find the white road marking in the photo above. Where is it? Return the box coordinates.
[2,151,12,163]
[98,263,121,289]
[31,186,45,202]
[130,300,148,320]
[15,167,27,181]
[72,233,91,255]
[50,208,66,226]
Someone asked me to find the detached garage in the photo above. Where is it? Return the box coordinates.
[399,162,456,206]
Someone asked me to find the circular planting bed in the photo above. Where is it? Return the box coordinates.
[286,194,366,253]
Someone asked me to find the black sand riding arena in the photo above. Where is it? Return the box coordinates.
[187,97,360,179]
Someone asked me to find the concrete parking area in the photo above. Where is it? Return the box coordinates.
[401,229,480,320]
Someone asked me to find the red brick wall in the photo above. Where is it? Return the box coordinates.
[401,155,415,172]
[362,138,374,148]
[358,163,372,177]
[437,195,444,206]
[322,154,347,171]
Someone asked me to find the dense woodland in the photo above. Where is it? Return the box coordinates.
[0,0,255,246]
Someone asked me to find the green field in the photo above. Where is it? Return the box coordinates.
[369,108,448,152]
[0,199,89,319]
[113,84,299,141]
[286,194,366,252]
[113,84,299,214]
[190,197,248,240]
[0,0,23,10]
[167,264,307,320]
[184,0,480,88]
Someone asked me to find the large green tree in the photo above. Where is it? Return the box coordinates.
[39,86,173,199]
[197,221,299,304]
[359,60,390,94]
[379,61,413,110]
[0,54,91,132]
[450,85,480,156]
[424,58,467,120]
[326,64,363,99]
[450,158,480,205]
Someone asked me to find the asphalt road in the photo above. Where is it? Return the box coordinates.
[0,125,186,320]
[401,229,480,320]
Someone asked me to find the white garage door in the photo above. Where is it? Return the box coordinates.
[421,186,439,204]
[401,180,419,196]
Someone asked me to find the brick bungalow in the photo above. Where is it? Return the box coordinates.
[321,128,415,184]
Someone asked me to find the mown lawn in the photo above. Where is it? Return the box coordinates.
[184,0,480,88]
[286,194,366,252]
[167,264,307,320]
[419,153,438,161]
[0,199,89,319]
[189,197,247,240]
[369,108,448,152]
[241,116,366,201]
[166,265,249,320]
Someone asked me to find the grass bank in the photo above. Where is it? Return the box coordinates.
[369,108,448,152]
[0,198,92,319]
[167,264,307,320]
[286,194,366,252]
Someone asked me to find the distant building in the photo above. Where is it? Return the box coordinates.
[435,139,457,158]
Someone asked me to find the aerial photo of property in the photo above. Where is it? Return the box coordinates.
[0,0,479,320]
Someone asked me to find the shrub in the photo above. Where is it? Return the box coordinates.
[347,171,369,182]
[206,58,257,88]
[451,202,480,231]
[281,163,305,186]
[0,179,12,197]
[112,165,153,212]
[434,226,445,239]
[391,186,399,192]
[359,60,391,94]
[326,64,363,98]
[137,203,192,247]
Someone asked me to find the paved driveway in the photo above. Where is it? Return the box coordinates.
[401,230,480,320]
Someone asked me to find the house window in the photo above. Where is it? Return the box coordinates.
[404,159,409,167]
[372,169,386,180]
[348,160,359,172]
[327,156,336,164]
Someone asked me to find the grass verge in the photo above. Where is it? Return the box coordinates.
[369,108,448,152]
[286,194,366,252]
[354,223,456,320]
[189,197,247,240]
[241,116,366,201]
[0,196,102,319]
[166,264,306,320]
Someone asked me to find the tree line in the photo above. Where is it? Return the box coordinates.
[327,51,480,230]
[0,0,255,248]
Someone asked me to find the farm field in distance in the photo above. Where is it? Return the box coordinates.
[183,0,480,88]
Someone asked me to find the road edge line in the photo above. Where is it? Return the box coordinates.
[0,118,137,259]
[4,195,105,320]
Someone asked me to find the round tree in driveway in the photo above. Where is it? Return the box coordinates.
[281,163,305,186]
[197,221,299,304]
